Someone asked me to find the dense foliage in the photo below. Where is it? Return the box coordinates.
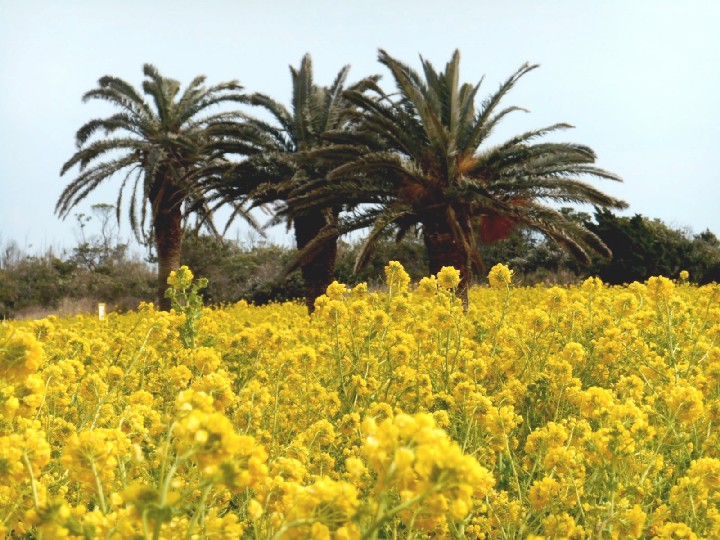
[587,210,720,285]
[2,263,720,538]
[0,244,155,320]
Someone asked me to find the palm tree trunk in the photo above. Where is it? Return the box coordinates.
[152,185,184,311]
[422,211,471,308]
[294,209,338,314]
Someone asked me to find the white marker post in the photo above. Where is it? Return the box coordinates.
[98,303,106,320]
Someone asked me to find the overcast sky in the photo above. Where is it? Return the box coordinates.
[1,1,719,254]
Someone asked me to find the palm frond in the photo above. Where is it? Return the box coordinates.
[353,205,414,272]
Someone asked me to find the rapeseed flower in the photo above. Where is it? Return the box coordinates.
[1,330,43,381]
[166,265,194,291]
[436,266,461,289]
[487,263,513,288]
[529,476,561,510]
[385,260,411,293]
[4,262,720,537]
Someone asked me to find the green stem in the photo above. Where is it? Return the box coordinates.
[185,482,213,539]
[142,509,152,540]
[490,286,511,356]
[270,518,317,540]
[334,308,346,396]
[21,451,40,510]
[360,483,448,540]
[638,421,674,485]
[157,422,177,504]
[90,459,108,514]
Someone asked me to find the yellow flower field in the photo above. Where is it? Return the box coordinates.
[2,263,720,539]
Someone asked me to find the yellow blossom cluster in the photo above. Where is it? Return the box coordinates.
[2,262,720,538]
[166,265,194,291]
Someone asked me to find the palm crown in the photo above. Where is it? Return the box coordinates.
[210,54,378,311]
[58,65,249,309]
[291,49,627,300]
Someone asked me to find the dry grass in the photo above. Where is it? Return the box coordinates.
[13,296,147,320]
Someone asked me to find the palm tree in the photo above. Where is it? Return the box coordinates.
[291,49,627,304]
[57,65,251,310]
[212,54,378,312]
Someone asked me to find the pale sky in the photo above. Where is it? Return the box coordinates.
[1,1,719,254]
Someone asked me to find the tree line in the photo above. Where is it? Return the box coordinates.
[3,207,719,319]
[57,49,630,312]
